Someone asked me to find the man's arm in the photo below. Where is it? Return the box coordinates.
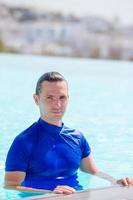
[4,171,52,193]
[5,171,25,187]
[4,171,76,194]
[80,155,133,186]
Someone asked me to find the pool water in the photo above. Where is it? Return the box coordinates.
[0,53,133,199]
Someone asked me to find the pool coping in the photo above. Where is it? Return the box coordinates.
[16,185,133,200]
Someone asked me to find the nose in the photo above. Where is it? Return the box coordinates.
[52,98,61,107]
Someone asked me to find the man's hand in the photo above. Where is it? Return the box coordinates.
[53,185,76,195]
[117,178,133,186]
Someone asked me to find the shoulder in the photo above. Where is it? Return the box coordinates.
[13,121,39,146]
[7,121,40,157]
[64,125,84,136]
[62,126,87,142]
[62,125,91,157]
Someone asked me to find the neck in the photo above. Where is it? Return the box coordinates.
[41,116,62,127]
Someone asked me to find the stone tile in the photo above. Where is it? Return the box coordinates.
[20,186,133,200]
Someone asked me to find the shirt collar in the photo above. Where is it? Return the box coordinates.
[38,118,64,136]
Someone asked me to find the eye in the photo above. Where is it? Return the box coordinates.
[60,96,67,100]
[47,96,52,99]
[46,96,53,101]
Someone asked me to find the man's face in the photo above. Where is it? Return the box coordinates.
[34,81,69,125]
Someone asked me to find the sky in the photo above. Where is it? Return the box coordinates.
[0,0,133,25]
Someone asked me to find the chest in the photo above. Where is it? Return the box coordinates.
[28,134,82,176]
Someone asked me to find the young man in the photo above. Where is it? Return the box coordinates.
[4,72,133,195]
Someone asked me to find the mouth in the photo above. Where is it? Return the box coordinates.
[52,110,62,114]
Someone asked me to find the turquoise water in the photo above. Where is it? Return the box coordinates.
[0,53,133,199]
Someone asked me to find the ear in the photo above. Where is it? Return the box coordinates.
[33,94,40,105]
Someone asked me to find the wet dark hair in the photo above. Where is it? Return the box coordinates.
[35,71,67,95]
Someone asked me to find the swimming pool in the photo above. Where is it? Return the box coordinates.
[0,53,133,199]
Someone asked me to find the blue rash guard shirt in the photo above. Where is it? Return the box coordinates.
[5,118,91,190]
